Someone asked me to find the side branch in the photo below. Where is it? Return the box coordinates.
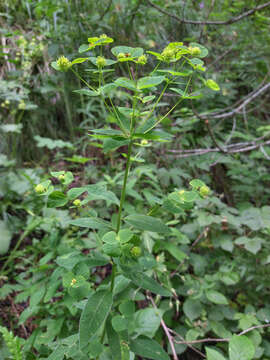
[145,0,270,25]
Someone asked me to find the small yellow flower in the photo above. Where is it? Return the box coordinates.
[131,246,141,258]
[137,54,147,65]
[117,52,126,60]
[70,278,77,286]
[161,48,175,62]
[96,56,106,68]
[56,56,71,71]
[141,139,148,146]
[73,199,81,207]
[18,101,26,110]
[189,46,201,56]
[99,34,108,39]
[200,185,210,198]
[178,190,185,196]
[58,174,66,182]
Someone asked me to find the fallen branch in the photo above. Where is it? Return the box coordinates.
[147,294,179,360]
[145,0,270,25]
[173,324,270,345]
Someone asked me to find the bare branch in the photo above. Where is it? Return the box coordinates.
[168,137,270,158]
[173,324,270,345]
[147,294,179,360]
[204,82,270,120]
[145,0,270,25]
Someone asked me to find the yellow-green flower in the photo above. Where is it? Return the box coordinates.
[137,54,147,65]
[58,174,66,182]
[73,199,81,207]
[131,246,141,258]
[189,46,201,56]
[200,185,210,197]
[35,184,45,194]
[56,56,71,71]
[96,56,106,68]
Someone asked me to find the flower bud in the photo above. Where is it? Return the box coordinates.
[58,174,66,182]
[200,185,210,197]
[161,48,175,62]
[70,278,77,286]
[73,199,81,207]
[96,56,106,68]
[56,56,71,71]
[137,54,147,65]
[117,52,126,60]
[141,139,148,146]
[130,246,141,258]
[35,184,45,194]
[18,101,26,110]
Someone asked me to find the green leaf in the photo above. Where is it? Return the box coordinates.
[141,95,156,103]
[132,308,162,338]
[112,315,128,332]
[125,215,171,234]
[124,269,171,296]
[229,335,255,360]
[189,42,209,58]
[0,221,12,255]
[73,89,99,97]
[78,44,90,53]
[106,317,122,360]
[71,57,89,65]
[206,290,228,305]
[189,179,205,189]
[67,187,86,201]
[130,336,170,360]
[205,79,220,91]
[103,138,129,153]
[69,217,112,230]
[163,243,187,262]
[206,347,227,360]
[137,76,165,89]
[47,345,66,360]
[183,299,202,321]
[79,290,113,350]
[111,46,143,58]
[114,77,137,91]
[47,191,68,208]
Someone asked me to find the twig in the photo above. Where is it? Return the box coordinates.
[260,145,270,160]
[145,0,270,25]
[168,139,270,158]
[205,82,270,120]
[147,294,179,360]
[173,323,270,345]
[168,329,206,358]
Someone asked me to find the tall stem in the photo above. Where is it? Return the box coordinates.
[116,139,133,233]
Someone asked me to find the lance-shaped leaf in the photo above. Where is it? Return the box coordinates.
[79,290,113,350]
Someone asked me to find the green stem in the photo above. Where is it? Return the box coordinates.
[116,139,133,233]
[110,263,116,292]
[71,68,97,92]
[145,74,193,133]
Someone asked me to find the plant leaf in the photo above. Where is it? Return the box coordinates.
[229,335,255,360]
[130,336,170,360]
[79,290,113,350]
[125,214,171,234]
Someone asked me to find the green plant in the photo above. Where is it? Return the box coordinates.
[29,34,222,359]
